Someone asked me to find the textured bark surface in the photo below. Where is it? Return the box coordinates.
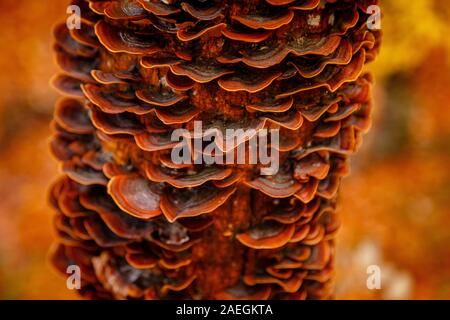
[49,0,381,299]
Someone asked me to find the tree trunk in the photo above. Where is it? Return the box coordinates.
[49,0,381,299]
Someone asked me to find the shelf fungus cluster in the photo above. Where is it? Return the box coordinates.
[49,0,381,299]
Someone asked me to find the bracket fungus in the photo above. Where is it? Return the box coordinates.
[50,0,381,299]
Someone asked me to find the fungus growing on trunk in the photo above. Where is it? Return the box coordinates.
[50,0,381,299]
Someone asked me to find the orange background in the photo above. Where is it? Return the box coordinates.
[0,0,449,299]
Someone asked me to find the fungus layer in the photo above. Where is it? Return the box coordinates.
[50,0,381,300]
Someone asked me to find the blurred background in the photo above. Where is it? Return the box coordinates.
[0,0,449,299]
